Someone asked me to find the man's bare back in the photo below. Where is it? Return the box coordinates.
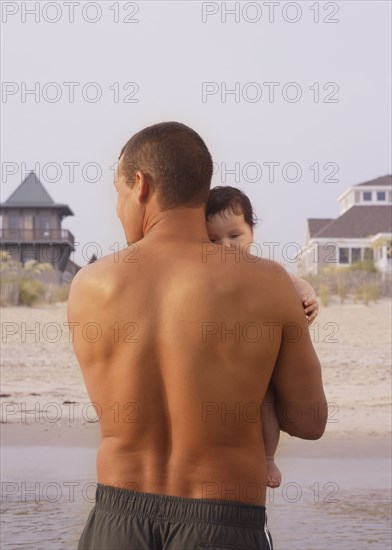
[68,214,326,507]
[72,122,327,549]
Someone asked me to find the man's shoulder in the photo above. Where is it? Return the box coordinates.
[245,255,291,280]
[240,257,299,304]
[69,251,122,299]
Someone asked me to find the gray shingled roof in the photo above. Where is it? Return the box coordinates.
[310,205,392,239]
[0,172,73,216]
[354,175,392,187]
[308,219,334,238]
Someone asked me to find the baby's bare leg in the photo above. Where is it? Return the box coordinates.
[262,385,282,488]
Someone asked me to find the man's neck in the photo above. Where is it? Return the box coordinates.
[141,206,210,243]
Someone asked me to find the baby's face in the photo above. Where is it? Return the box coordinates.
[206,209,253,248]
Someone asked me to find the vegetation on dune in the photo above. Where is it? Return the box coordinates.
[299,262,390,306]
[0,252,70,306]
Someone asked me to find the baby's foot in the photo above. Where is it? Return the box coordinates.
[266,458,282,488]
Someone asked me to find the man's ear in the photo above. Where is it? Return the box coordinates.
[135,171,151,204]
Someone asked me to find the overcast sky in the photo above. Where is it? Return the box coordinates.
[1,0,391,269]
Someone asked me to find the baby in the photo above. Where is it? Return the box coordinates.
[205,186,318,488]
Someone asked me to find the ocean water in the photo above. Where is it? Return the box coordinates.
[266,457,391,550]
[1,448,391,550]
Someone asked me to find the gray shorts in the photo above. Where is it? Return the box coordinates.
[77,482,273,549]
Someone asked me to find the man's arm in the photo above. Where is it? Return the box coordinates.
[271,267,327,440]
[67,262,113,375]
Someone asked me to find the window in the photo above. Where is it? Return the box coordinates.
[8,213,19,238]
[351,248,361,264]
[387,241,392,260]
[39,215,51,237]
[339,247,349,264]
[363,192,372,201]
[377,191,386,201]
[9,214,19,229]
[364,248,374,261]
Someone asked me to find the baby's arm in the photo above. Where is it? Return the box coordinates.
[262,385,282,488]
[288,273,319,325]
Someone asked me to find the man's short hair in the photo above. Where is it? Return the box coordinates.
[119,121,213,210]
[205,186,258,229]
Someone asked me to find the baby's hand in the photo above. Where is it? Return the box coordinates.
[302,293,319,325]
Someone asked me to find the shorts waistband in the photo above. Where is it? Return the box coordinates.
[95,483,266,528]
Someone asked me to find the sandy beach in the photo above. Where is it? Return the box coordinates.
[1,299,391,549]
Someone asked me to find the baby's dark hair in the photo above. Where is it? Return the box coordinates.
[205,186,258,229]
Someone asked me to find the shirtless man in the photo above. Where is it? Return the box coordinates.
[69,122,327,550]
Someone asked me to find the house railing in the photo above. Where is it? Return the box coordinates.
[0,228,75,246]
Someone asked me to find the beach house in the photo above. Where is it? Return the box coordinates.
[0,171,80,283]
[297,175,392,276]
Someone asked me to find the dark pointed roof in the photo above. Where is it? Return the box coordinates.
[310,205,391,239]
[0,172,73,216]
[354,175,392,187]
